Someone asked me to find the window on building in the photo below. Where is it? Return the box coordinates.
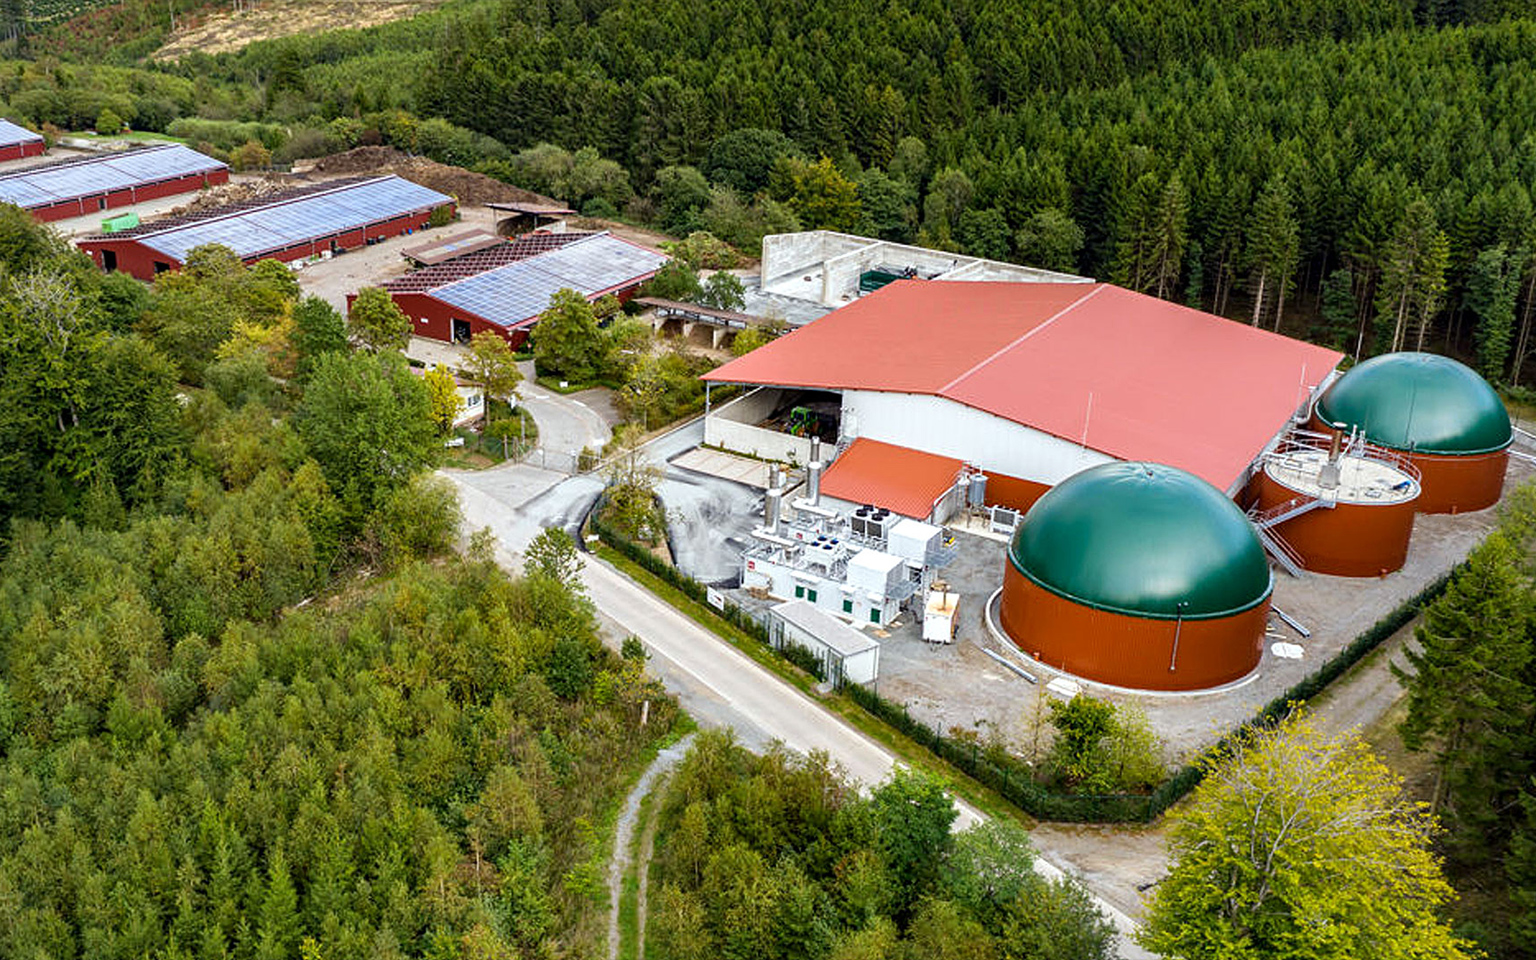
[870,609,881,624]
[843,599,853,614]
[806,588,817,603]
[794,585,804,599]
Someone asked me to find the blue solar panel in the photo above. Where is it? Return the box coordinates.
[140,176,453,261]
[0,119,42,149]
[0,144,224,210]
[431,234,668,327]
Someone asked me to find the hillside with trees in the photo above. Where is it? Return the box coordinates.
[2,3,1536,373]
[0,209,679,956]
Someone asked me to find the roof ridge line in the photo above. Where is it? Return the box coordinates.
[936,283,1105,395]
[132,174,399,239]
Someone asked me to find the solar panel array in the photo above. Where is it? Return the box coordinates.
[0,119,42,149]
[384,232,592,292]
[0,144,224,210]
[138,176,453,262]
[430,233,669,327]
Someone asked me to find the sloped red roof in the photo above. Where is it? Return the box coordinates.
[705,281,1344,489]
[820,438,964,518]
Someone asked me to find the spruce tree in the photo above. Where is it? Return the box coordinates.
[1395,532,1535,865]
[1466,244,1522,382]
[1243,175,1301,330]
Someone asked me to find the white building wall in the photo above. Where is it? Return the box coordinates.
[840,390,1115,487]
[742,555,902,625]
[704,387,816,464]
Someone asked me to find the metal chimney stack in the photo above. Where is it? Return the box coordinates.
[1319,430,1343,490]
[765,488,783,535]
[808,438,823,505]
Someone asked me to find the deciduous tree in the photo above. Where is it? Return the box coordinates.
[1138,712,1474,960]
[346,286,411,353]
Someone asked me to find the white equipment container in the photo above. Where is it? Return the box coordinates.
[922,587,959,643]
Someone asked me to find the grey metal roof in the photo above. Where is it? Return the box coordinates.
[0,119,42,148]
[0,144,224,210]
[429,232,667,328]
[134,175,452,262]
[772,599,880,657]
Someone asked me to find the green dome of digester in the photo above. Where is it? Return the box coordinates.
[1316,352,1512,455]
[1008,462,1273,620]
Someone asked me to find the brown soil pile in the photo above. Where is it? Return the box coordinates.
[162,176,295,216]
[304,147,556,207]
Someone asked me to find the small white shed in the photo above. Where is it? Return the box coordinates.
[771,599,882,685]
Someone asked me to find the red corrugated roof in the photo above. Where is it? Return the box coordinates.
[820,438,964,518]
[705,281,1344,490]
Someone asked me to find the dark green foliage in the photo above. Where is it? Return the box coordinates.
[699,272,747,312]
[293,350,438,524]
[291,295,349,379]
[0,542,676,955]
[649,732,1113,960]
[644,260,704,303]
[707,128,797,195]
[530,287,609,384]
[1467,245,1523,381]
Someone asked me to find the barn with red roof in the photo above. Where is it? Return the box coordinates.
[703,280,1344,517]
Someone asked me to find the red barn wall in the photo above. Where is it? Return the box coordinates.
[31,169,226,223]
[0,140,44,161]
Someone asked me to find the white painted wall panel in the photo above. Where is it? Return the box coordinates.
[840,390,1115,486]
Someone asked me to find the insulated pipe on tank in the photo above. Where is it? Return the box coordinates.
[1168,601,1187,672]
[765,488,782,536]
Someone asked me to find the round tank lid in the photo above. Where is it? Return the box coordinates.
[1009,461,1273,620]
[1316,352,1511,454]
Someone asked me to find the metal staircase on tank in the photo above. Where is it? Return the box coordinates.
[1250,519,1309,578]
[1246,494,1332,578]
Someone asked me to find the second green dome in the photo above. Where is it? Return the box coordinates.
[1316,352,1511,455]
[1008,462,1273,620]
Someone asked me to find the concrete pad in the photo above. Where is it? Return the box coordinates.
[671,447,773,489]
[406,336,468,370]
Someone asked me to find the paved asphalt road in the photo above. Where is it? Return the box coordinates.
[516,360,613,459]
[445,457,1149,955]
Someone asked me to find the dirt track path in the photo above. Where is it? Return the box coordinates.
[607,734,695,960]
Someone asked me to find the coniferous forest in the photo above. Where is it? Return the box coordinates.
[3,2,1536,374]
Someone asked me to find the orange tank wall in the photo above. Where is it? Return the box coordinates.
[998,564,1267,691]
[1407,448,1509,514]
[1307,415,1509,515]
[984,470,1052,515]
[1254,472,1417,577]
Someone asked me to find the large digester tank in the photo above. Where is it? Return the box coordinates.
[1314,352,1511,514]
[999,462,1273,692]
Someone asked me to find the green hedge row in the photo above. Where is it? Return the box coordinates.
[591,504,1454,822]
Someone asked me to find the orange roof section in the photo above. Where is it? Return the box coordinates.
[819,438,964,518]
[705,281,1344,489]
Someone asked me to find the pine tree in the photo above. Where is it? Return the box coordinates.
[1113,172,1188,300]
[1374,199,1450,353]
[1466,244,1522,382]
[1395,533,1535,864]
[1243,175,1301,330]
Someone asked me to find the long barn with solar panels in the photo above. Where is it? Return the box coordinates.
[77,174,455,279]
[0,144,226,222]
[0,119,44,161]
[373,231,667,348]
